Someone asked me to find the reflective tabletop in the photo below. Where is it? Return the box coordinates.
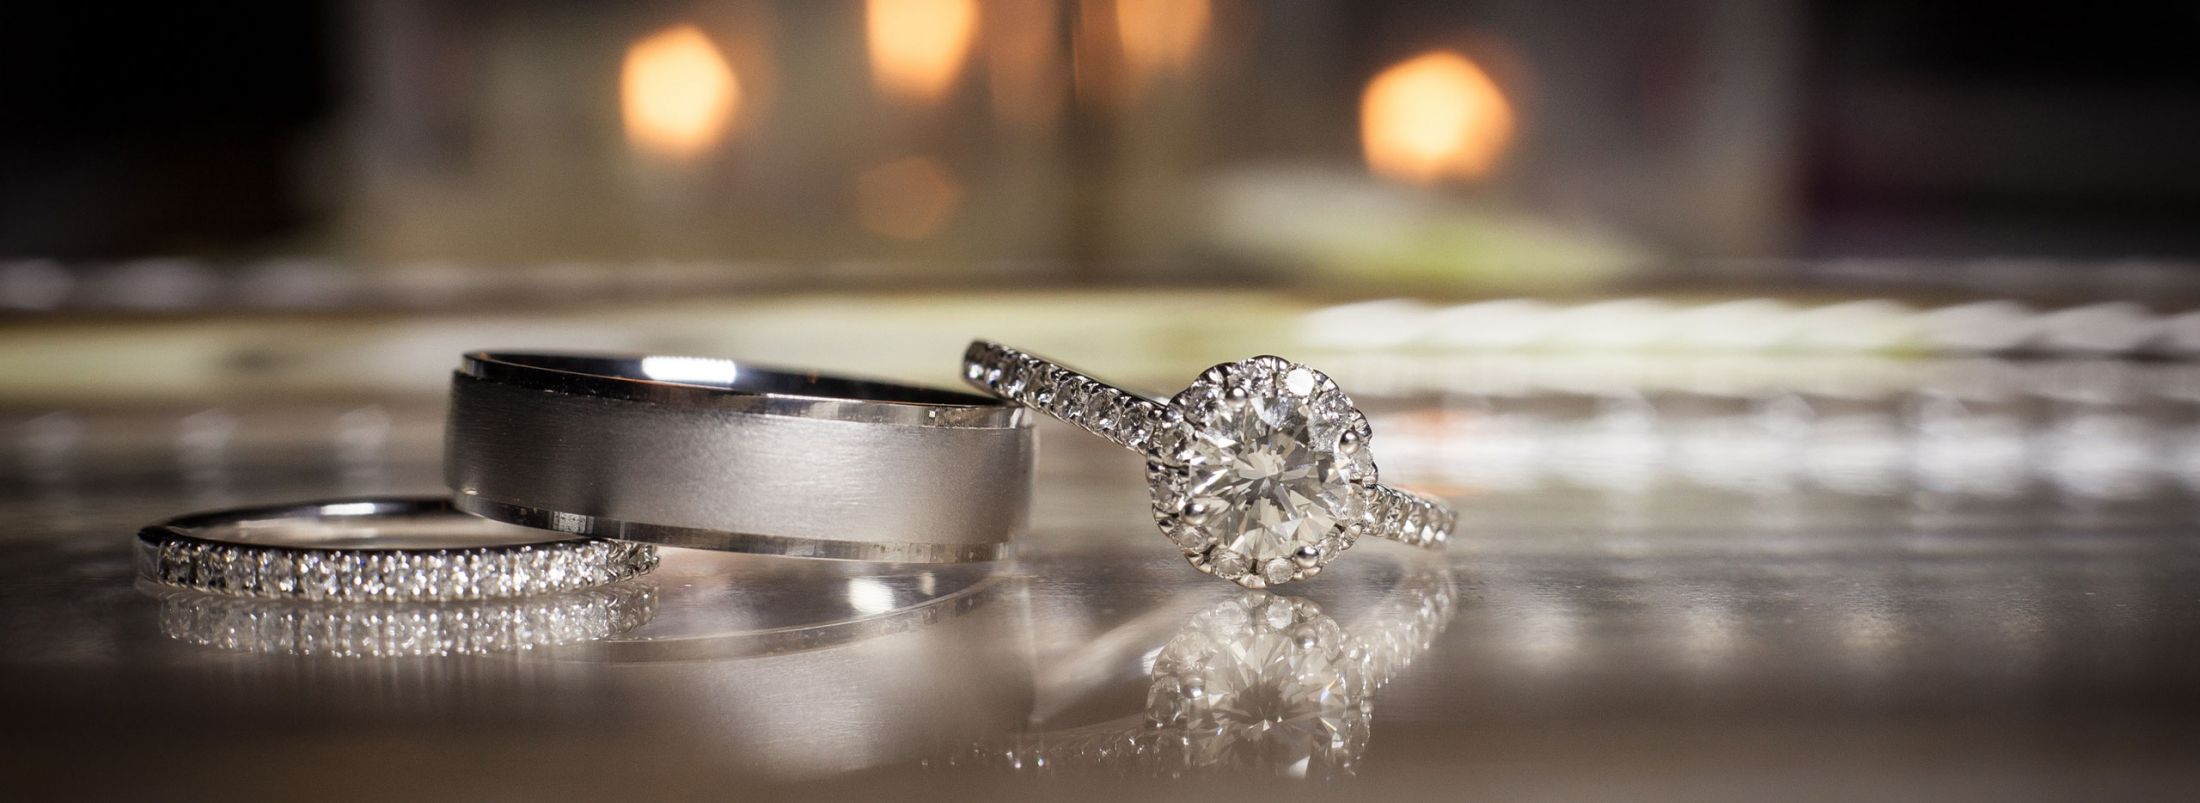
[4,381,2199,800]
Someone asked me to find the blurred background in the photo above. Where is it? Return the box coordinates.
[6,0,2200,515]
[7,2,2200,796]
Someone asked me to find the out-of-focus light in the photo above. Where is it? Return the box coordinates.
[1426,300,1558,350]
[1667,299,1798,351]
[0,260,72,310]
[1116,0,1209,87]
[1301,299,1429,348]
[856,156,965,239]
[2039,302,2163,355]
[1789,300,1919,352]
[622,24,741,159]
[1922,301,2040,353]
[868,0,979,103]
[985,0,1063,126]
[1361,51,1514,185]
[1545,299,1674,351]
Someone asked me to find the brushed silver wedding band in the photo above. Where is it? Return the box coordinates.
[444,352,1034,562]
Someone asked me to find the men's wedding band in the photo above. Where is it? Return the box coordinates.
[135,497,659,602]
[445,352,1034,562]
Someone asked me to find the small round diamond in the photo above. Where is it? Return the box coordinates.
[1081,392,1117,433]
[1167,523,1209,550]
[1260,558,1295,586]
[1210,549,1251,579]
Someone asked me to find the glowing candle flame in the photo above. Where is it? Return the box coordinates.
[1361,51,1514,185]
[867,0,980,103]
[621,25,741,159]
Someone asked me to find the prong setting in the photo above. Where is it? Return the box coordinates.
[958,341,1452,589]
[1149,356,1377,589]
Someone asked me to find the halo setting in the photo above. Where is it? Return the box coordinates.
[962,341,1452,588]
[1151,357,1377,588]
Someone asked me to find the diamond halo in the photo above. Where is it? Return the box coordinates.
[1151,357,1377,589]
[963,342,1453,589]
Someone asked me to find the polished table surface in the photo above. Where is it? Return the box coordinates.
[3,391,2198,801]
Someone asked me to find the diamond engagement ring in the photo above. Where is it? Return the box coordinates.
[962,341,1454,588]
[136,497,659,602]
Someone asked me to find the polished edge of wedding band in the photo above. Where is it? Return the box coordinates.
[446,351,1035,562]
[960,340,1453,589]
[135,497,660,602]
[460,351,1024,428]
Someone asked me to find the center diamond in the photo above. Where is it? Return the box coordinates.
[1156,358,1372,585]
[1187,393,1353,560]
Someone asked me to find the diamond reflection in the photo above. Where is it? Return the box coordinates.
[951,568,1453,778]
[1146,594,1370,777]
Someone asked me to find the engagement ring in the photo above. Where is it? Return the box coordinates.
[963,341,1453,588]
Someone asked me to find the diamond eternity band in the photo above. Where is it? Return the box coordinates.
[135,498,660,603]
[153,582,658,657]
[963,341,1454,589]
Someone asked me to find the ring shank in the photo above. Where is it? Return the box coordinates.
[962,341,1174,457]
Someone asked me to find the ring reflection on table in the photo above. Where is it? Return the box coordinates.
[939,567,1454,778]
[560,549,1035,781]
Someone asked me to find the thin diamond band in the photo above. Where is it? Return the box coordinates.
[962,343,1176,458]
[135,498,659,603]
[153,583,658,657]
[964,341,1453,589]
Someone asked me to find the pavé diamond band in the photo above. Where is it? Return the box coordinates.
[446,352,1034,562]
[134,497,659,602]
[963,341,1453,588]
[151,582,659,657]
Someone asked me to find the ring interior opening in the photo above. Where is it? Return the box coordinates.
[483,352,991,406]
[191,515,574,550]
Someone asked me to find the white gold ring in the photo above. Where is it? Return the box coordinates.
[446,351,1034,563]
[963,341,1454,588]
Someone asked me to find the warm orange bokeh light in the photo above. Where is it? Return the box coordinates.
[1116,0,1210,85]
[1361,51,1515,185]
[622,24,741,159]
[856,156,965,239]
[867,0,980,103]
